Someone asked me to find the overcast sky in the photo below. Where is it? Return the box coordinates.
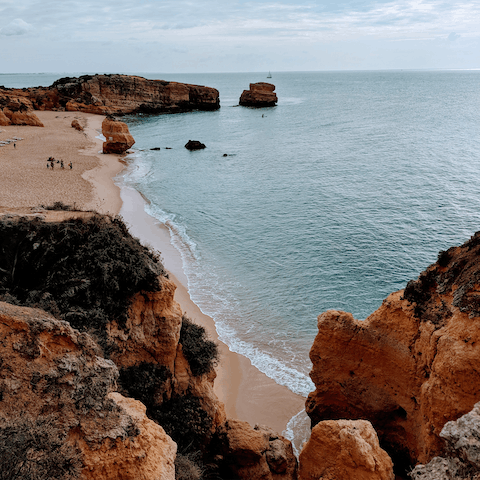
[1,0,479,73]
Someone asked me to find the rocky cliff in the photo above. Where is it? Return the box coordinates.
[0,212,296,480]
[0,301,177,480]
[0,74,220,119]
[305,233,480,470]
[239,82,277,107]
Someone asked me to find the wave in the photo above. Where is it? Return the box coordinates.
[137,198,315,397]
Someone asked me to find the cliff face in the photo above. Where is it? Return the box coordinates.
[0,94,44,126]
[306,233,480,468]
[0,74,220,116]
[0,301,176,480]
[239,82,277,107]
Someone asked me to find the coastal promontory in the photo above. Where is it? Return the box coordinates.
[305,232,480,472]
[0,74,220,118]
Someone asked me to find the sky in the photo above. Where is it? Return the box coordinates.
[1,0,480,73]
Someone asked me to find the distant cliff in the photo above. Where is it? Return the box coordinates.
[0,74,220,120]
[305,232,480,473]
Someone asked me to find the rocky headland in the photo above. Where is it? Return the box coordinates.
[0,74,220,124]
[305,232,480,476]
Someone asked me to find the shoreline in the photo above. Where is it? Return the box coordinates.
[0,111,306,436]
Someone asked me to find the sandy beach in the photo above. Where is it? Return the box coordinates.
[0,111,306,435]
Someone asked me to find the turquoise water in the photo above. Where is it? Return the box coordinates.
[119,71,480,397]
[6,71,480,399]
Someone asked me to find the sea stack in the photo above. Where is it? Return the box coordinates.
[239,82,277,107]
[102,116,135,154]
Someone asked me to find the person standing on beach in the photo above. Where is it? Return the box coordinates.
[13,143,16,148]
[69,162,73,169]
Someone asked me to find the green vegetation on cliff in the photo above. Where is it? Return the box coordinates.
[0,214,166,332]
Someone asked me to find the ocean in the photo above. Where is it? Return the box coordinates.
[5,70,480,441]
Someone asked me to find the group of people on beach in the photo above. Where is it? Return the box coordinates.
[47,157,72,170]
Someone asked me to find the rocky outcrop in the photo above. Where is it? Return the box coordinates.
[0,301,176,480]
[410,402,480,479]
[306,232,480,469]
[298,419,394,480]
[102,116,135,154]
[0,94,43,126]
[217,419,297,480]
[239,82,277,107]
[185,140,206,150]
[0,74,220,116]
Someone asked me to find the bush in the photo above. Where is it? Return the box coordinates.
[180,316,219,377]
[0,415,83,480]
[151,395,213,453]
[118,363,170,408]
[0,214,166,334]
[175,452,204,480]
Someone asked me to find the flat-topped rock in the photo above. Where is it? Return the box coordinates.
[239,82,277,107]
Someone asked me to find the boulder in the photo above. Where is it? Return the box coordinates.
[102,116,135,154]
[217,419,297,480]
[298,419,394,480]
[239,82,277,107]
[185,140,206,150]
[306,232,480,469]
[71,119,84,131]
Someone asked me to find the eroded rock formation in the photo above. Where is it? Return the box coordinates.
[306,232,480,469]
[239,82,278,107]
[217,420,297,480]
[0,301,176,480]
[102,116,135,154]
[298,419,394,480]
[410,401,480,480]
[0,74,220,116]
[0,95,43,126]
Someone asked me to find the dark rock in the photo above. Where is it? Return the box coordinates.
[150,147,161,151]
[185,140,206,150]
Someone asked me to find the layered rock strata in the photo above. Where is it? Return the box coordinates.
[102,116,135,154]
[306,232,480,469]
[0,74,220,116]
[298,419,394,480]
[239,82,278,107]
[0,301,177,480]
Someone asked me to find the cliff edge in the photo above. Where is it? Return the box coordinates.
[0,74,220,121]
[305,232,480,471]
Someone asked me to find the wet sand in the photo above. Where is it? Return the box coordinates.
[0,112,306,435]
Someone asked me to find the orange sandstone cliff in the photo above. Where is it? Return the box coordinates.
[305,232,480,470]
[0,301,177,480]
[0,74,220,119]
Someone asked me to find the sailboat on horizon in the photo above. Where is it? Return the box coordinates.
[267,71,272,78]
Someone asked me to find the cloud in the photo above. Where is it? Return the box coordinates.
[0,18,33,36]
[448,32,460,41]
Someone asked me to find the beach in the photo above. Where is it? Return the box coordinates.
[0,111,306,435]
